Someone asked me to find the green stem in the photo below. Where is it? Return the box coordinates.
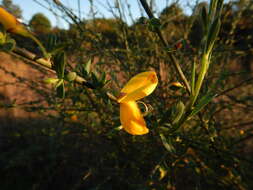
[172,54,210,130]
[190,60,196,95]
[139,0,191,95]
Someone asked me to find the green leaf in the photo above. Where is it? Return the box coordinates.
[172,101,185,125]
[56,82,65,98]
[0,39,16,52]
[206,18,221,53]
[55,79,63,88]
[208,0,218,18]
[53,51,66,79]
[160,134,176,153]
[91,72,99,86]
[189,92,217,118]
[217,0,224,15]
[100,71,106,84]
[84,59,92,75]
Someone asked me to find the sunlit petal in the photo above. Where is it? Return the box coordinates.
[120,101,149,135]
[118,71,158,103]
[0,7,28,36]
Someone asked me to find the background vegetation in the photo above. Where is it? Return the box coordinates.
[0,0,253,189]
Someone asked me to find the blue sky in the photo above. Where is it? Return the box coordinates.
[11,0,204,29]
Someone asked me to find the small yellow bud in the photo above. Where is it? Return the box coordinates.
[169,82,184,91]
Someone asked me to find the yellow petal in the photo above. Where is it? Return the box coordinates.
[118,71,158,103]
[0,7,29,36]
[120,101,149,135]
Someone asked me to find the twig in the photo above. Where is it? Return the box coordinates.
[182,136,253,164]
[223,120,253,130]
[139,0,191,94]
[12,47,87,85]
[230,133,253,147]
[217,77,253,97]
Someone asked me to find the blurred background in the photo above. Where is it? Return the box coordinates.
[0,0,253,189]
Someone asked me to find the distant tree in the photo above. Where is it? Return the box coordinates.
[85,18,122,47]
[29,13,52,34]
[159,3,187,41]
[1,0,22,18]
[160,3,183,18]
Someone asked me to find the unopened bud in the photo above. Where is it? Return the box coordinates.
[66,72,77,81]
[169,82,184,90]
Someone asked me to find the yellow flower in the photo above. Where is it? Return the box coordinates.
[0,7,29,36]
[120,101,148,135]
[118,71,158,103]
[118,71,158,135]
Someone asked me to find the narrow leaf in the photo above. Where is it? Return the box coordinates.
[172,101,185,125]
[91,72,99,86]
[100,71,106,84]
[84,59,92,75]
[55,79,63,88]
[160,134,176,153]
[206,18,221,53]
[189,92,217,118]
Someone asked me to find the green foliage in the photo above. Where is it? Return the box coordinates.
[172,101,185,125]
[160,2,183,18]
[189,92,217,118]
[0,24,15,51]
[160,133,176,153]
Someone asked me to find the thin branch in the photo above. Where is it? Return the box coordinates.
[139,0,191,94]
[223,121,253,130]
[12,47,87,85]
[217,77,253,97]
